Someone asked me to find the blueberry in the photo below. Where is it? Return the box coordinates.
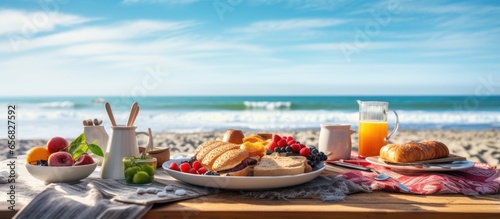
[280,147,287,153]
[321,154,328,161]
[37,160,48,166]
[285,146,292,152]
[295,141,300,144]
[189,156,196,163]
[274,147,281,152]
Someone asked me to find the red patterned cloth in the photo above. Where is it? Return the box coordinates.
[337,153,500,195]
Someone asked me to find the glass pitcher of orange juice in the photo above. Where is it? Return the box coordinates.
[357,100,399,157]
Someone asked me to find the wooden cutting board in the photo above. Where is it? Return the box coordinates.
[381,154,467,165]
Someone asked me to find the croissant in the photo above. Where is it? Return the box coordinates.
[379,141,449,163]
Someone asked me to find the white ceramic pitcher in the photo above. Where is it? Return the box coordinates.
[318,124,355,161]
[100,125,150,179]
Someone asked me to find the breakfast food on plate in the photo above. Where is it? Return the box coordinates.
[195,140,227,161]
[201,142,241,168]
[254,155,308,176]
[240,134,270,158]
[169,132,327,177]
[379,140,450,163]
[211,149,256,176]
[267,134,327,167]
[222,129,245,144]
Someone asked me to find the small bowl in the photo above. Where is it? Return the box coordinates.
[25,163,97,184]
[139,147,170,167]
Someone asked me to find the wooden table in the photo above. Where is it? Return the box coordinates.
[144,192,500,219]
[143,166,500,219]
[2,166,499,219]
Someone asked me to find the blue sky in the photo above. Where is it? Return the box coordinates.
[0,0,499,96]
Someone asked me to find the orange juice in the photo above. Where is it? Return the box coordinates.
[358,121,388,157]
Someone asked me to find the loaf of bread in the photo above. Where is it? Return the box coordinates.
[379,141,449,163]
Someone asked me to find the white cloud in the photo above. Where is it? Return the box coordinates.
[248,0,350,11]
[122,0,200,5]
[0,9,96,36]
[230,18,345,33]
[1,19,198,52]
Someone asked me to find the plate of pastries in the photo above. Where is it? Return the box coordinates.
[162,129,326,190]
[365,140,474,172]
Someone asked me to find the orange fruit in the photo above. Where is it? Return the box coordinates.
[243,135,264,143]
[26,146,51,165]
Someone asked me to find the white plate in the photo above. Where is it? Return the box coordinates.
[365,156,474,172]
[162,159,325,190]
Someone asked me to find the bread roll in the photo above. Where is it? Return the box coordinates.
[222,129,245,144]
[380,141,449,163]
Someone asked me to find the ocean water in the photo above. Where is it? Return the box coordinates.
[1,96,499,139]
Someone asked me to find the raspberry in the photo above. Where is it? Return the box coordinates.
[291,143,301,153]
[189,168,198,174]
[169,162,180,171]
[300,147,311,157]
[273,134,281,143]
[269,142,278,151]
[299,144,306,149]
[192,161,202,170]
[198,167,207,175]
[277,139,287,147]
[281,136,288,141]
[179,162,191,173]
[287,139,296,145]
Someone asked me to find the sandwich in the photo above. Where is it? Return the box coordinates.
[211,149,257,176]
[253,155,308,176]
[195,140,258,176]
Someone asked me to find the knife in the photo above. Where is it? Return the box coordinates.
[329,161,411,193]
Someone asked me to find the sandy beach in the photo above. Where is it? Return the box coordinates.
[2,129,499,166]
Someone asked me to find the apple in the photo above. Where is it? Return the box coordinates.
[47,137,69,154]
[48,152,74,166]
[75,153,94,166]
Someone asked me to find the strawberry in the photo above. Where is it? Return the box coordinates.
[300,147,310,157]
[269,142,278,151]
[179,162,191,173]
[291,143,301,153]
[277,139,287,147]
[197,167,207,175]
[169,162,180,171]
[189,168,198,174]
[273,134,281,143]
[287,139,296,145]
[192,161,202,170]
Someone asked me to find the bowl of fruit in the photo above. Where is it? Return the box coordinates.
[25,135,102,184]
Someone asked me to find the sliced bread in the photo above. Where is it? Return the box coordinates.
[253,155,307,176]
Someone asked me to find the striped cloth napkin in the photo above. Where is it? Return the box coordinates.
[336,153,500,195]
